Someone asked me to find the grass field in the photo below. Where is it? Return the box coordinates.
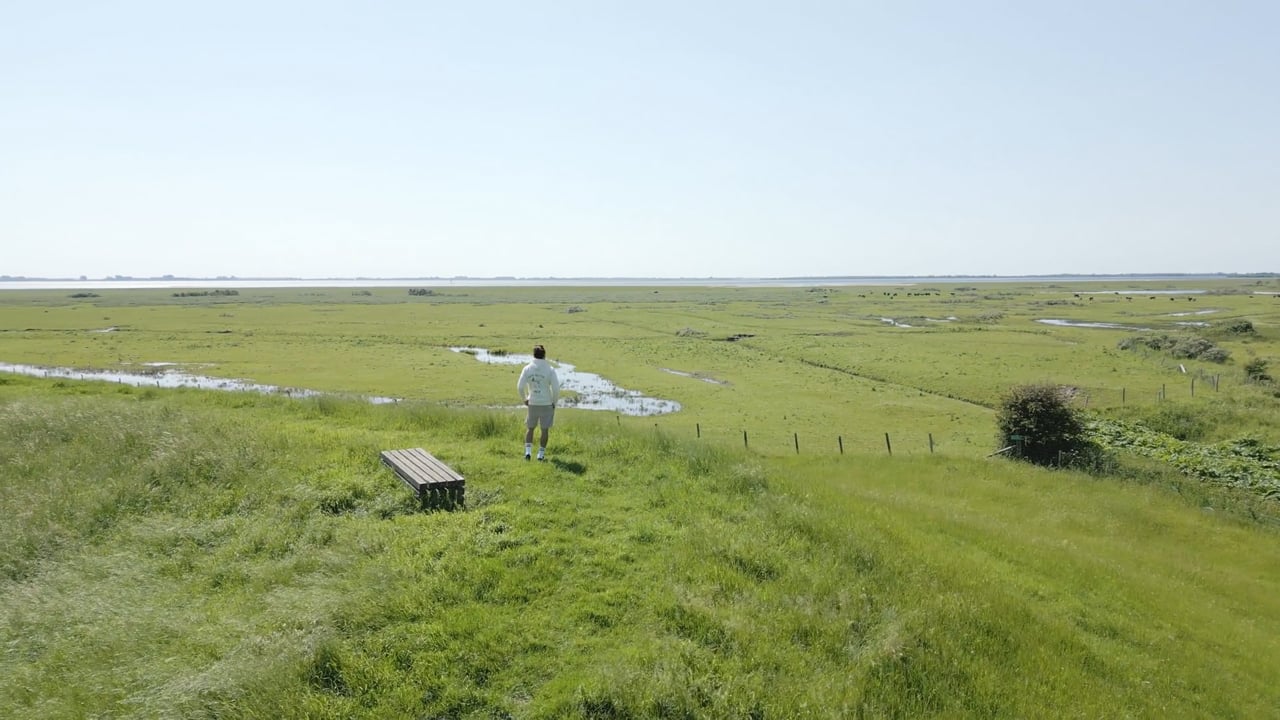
[2,280,1279,717]
[4,278,1279,453]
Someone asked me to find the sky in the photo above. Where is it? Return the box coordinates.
[2,2,1277,279]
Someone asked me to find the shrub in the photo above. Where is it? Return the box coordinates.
[1119,334,1229,363]
[1198,347,1231,363]
[996,384,1097,468]
[1245,358,1273,384]
[1170,337,1215,359]
[172,289,238,298]
[1222,320,1256,335]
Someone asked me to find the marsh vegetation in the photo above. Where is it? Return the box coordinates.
[2,278,1279,717]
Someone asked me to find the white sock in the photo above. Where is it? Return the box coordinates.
[537,446,545,458]
[525,443,532,455]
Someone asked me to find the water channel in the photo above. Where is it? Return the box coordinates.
[450,348,681,416]
[0,362,400,404]
[1,352,683,417]
[1036,319,1153,331]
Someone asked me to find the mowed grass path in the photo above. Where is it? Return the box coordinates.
[2,376,1278,718]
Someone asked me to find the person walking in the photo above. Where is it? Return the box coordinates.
[517,344,561,461]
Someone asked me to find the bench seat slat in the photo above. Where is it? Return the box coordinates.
[380,449,465,500]
[396,450,462,484]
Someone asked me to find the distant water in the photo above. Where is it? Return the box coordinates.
[451,347,681,416]
[0,274,1247,291]
[1036,319,1152,331]
[0,362,400,404]
[0,352,682,416]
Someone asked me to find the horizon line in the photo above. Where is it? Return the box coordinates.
[3,271,1278,282]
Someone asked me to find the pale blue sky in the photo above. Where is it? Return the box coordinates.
[2,2,1277,279]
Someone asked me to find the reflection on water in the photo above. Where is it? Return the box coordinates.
[881,317,959,328]
[452,347,681,416]
[1037,319,1152,331]
[0,362,400,404]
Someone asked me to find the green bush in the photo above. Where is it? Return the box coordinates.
[1119,334,1230,363]
[1170,337,1215,359]
[1198,346,1231,363]
[996,384,1098,468]
[1245,358,1273,384]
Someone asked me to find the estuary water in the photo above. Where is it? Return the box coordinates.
[0,354,682,416]
[1036,319,1153,331]
[451,348,681,416]
[0,362,400,404]
[0,273,1247,291]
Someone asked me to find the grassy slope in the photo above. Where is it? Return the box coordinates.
[3,376,1278,719]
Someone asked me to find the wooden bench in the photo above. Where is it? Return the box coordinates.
[380,448,465,508]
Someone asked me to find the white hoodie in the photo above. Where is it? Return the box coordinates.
[517,357,561,406]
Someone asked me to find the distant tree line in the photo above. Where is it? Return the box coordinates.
[172,289,240,297]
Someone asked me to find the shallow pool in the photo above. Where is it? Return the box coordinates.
[451,347,681,416]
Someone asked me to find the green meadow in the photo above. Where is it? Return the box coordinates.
[2,278,1279,718]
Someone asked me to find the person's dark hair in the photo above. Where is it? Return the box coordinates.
[533,345,546,359]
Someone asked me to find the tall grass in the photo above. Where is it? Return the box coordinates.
[2,376,1279,718]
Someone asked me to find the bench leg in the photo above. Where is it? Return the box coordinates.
[412,485,465,511]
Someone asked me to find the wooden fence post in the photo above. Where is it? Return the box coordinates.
[884,433,892,456]
[928,433,934,454]
[743,430,748,449]
[838,436,844,455]
[696,422,700,438]
[794,433,800,454]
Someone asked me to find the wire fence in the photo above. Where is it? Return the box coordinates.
[1060,373,1249,409]
[639,419,972,457]
[638,372,1269,457]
